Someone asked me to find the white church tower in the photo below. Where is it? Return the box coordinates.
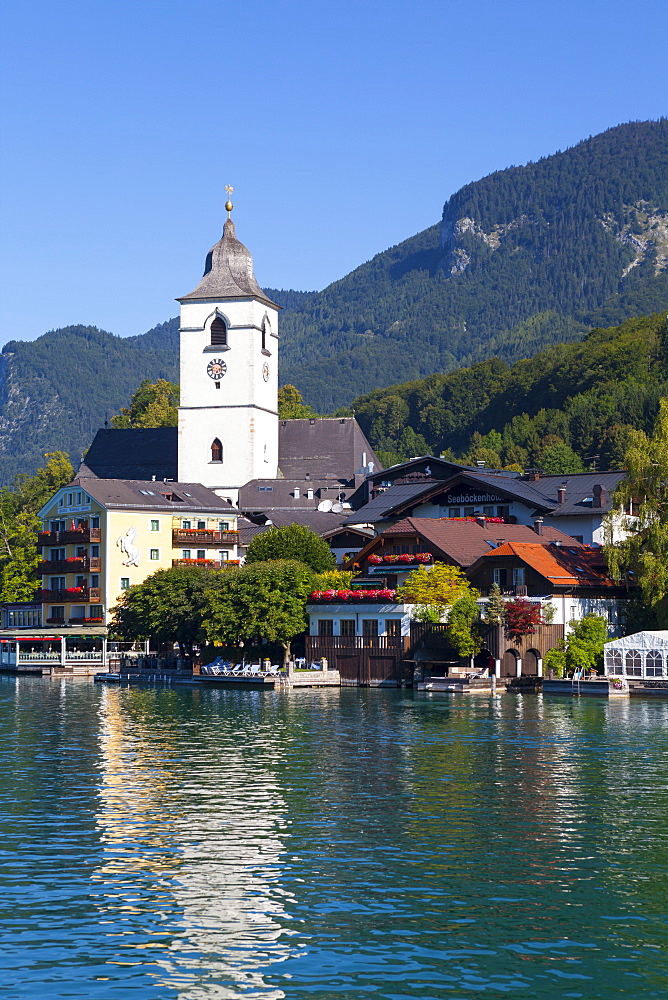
[176,193,279,501]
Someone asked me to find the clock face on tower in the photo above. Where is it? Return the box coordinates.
[207,359,227,380]
[262,362,270,382]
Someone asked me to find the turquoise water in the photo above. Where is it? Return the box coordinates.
[0,678,667,998]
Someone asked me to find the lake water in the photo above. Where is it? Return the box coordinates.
[0,677,667,999]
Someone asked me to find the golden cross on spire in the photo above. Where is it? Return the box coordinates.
[225,184,234,218]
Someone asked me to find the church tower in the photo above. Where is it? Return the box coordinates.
[176,196,279,500]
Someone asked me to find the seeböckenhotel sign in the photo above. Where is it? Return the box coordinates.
[443,491,502,504]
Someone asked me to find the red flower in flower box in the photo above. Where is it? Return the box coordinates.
[310,591,324,601]
[415,552,432,563]
[377,588,396,600]
[322,590,337,601]
[352,590,368,600]
[367,554,383,565]
[397,553,414,563]
[336,590,354,601]
[383,554,399,564]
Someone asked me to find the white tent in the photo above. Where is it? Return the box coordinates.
[604,631,668,679]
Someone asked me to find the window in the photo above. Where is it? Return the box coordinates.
[89,605,103,618]
[91,545,100,557]
[219,521,229,531]
[625,649,642,677]
[151,519,159,531]
[493,568,508,587]
[76,491,82,505]
[50,606,65,620]
[646,650,664,677]
[50,577,65,591]
[385,620,400,638]
[483,506,494,516]
[182,520,191,530]
[449,508,460,518]
[91,517,100,529]
[512,567,525,585]
[182,549,191,560]
[497,506,510,518]
[120,578,130,590]
[211,439,223,463]
[362,619,378,637]
[605,649,623,675]
[150,549,159,561]
[50,548,65,561]
[264,444,268,463]
[463,507,475,517]
[340,619,356,636]
[197,521,206,530]
[318,620,334,637]
[58,496,64,507]
[210,316,227,346]
[219,550,230,561]
[90,575,99,588]
[261,322,267,352]
[197,550,205,560]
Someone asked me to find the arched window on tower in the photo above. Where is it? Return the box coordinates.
[261,322,267,352]
[211,438,223,463]
[210,317,227,347]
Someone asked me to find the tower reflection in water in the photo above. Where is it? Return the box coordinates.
[92,686,295,998]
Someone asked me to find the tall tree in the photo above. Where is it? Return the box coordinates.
[111,379,179,428]
[109,566,216,656]
[448,593,485,664]
[605,399,668,623]
[0,451,74,601]
[245,524,335,573]
[203,560,314,662]
[277,384,316,419]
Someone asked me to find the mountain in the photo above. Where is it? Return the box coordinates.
[349,312,668,472]
[0,321,179,484]
[277,120,668,410]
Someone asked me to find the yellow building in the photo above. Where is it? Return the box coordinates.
[37,478,240,626]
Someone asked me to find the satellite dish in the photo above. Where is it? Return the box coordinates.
[332,502,343,513]
[318,499,333,512]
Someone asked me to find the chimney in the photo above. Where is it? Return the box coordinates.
[557,484,567,504]
[593,484,606,508]
[476,515,486,527]
[526,469,541,482]
[306,489,314,500]
[533,517,543,535]
[293,487,300,499]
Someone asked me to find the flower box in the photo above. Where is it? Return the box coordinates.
[309,588,398,604]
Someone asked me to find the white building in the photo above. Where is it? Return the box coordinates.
[604,631,668,680]
[176,209,279,502]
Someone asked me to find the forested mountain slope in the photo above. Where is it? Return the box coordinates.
[351,312,668,473]
[0,322,179,484]
[278,120,668,409]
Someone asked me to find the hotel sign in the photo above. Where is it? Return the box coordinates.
[443,491,502,504]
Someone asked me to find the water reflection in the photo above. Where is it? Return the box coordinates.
[93,686,295,997]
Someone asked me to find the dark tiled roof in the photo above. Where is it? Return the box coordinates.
[528,471,626,516]
[72,478,239,514]
[238,478,353,513]
[177,219,278,308]
[343,482,444,524]
[262,509,348,534]
[278,417,382,480]
[80,428,178,481]
[350,516,581,570]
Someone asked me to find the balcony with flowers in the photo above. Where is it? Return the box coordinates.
[308,588,399,604]
[367,552,433,569]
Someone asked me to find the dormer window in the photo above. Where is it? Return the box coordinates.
[210,317,227,347]
[211,438,223,463]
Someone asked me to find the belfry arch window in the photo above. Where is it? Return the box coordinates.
[210,317,227,347]
[211,438,223,463]
[261,317,271,354]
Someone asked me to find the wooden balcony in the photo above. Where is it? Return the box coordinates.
[37,587,101,603]
[171,559,236,570]
[172,528,239,546]
[38,528,101,546]
[37,557,101,574]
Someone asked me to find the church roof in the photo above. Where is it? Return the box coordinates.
[81,428,178,481]
[177,219,278,308]
[278,417,382,481]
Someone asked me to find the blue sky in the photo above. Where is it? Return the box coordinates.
[0,0,666,344]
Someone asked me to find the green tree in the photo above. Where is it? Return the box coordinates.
[537,439,585,475]
[544,641,567,677]
[398,563,473,622]
[111,379,179,428]
[203,559,314,662]
[109,565,216,655]
[0,451,74,601]
[245,524,335,573]
[448,593,485,663]
[311,570,354,591]
[277,384,316,419]
[484,581,506,625]
[606,399,668,623]
[565,614,609,673]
